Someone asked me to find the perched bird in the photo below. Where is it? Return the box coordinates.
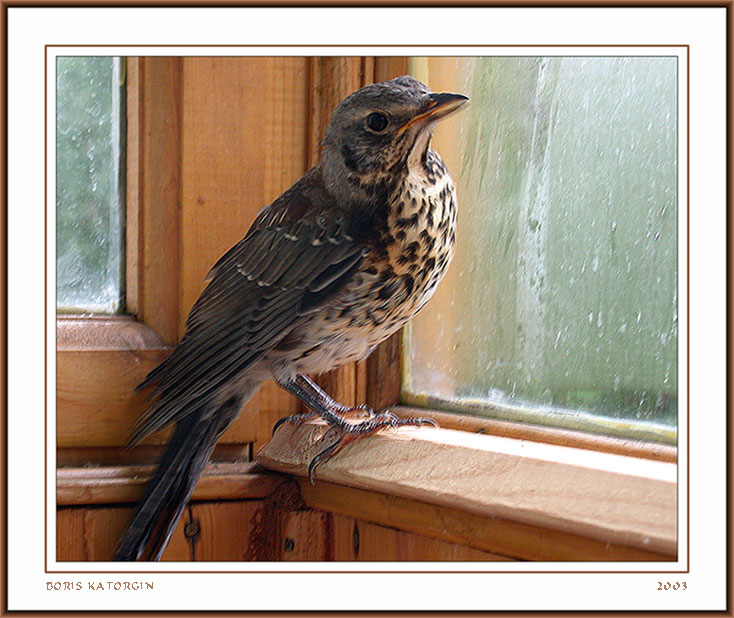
[113,75,468,561]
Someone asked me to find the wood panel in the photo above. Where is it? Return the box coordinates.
[180,57,268,320]
[179,57,310,448]
[179,57,309,328]
[56,317,170,448]
[56,505,190,562]
[126,57,182,345]
[279,511,333,561]
[374,57,410,83]
[299,482,670,562]
[56,348,169,447]
[365,332,402,412]
[186,501,263,561]
[57,500,512,562]
[56,501,269,562]
[332,515,510,561]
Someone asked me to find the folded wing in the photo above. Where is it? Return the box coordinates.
[131,182,363,444]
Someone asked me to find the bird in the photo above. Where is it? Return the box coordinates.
[113,75,468,561]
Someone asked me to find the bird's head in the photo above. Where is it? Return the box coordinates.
[321,76,468,206]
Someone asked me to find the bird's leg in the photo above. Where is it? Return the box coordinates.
[275,374,437,483]
[272,374,374,434]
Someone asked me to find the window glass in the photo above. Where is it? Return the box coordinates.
[56,57,125,313]
[404,57,678,443]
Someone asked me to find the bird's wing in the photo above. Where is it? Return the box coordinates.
[130,180,364,443]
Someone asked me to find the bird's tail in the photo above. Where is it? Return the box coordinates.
[113,396,241,561]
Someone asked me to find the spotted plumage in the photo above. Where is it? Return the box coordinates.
[114,76,467,561]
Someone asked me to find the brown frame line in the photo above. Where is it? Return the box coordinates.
[46,44,689,575]
[7,0,733,6]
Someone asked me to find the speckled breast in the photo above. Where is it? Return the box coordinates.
[292,149,457,373]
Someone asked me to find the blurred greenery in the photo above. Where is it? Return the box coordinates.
[56,57,124,313]
[406,57,678,441]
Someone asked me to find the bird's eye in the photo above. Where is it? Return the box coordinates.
[366,112,388,133]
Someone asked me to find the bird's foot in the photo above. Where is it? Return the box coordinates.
[274,375,437,482]
[306,410,438,484]
[272,404,375,435]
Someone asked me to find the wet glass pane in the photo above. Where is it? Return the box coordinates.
[405,57,678,443]
[56,57,125,313]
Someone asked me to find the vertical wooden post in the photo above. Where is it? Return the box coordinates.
[177,57,311,448]
[305,57,377,409]
[126,57,182,346]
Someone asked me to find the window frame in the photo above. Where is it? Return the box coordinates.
[57,58,185,455]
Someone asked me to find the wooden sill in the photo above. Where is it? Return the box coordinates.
[257,421,677,560]
[56,315,266,447]
[395,405,677,463]
[57,314,169,351]
[56,316,172,448]
[57,461,285,506]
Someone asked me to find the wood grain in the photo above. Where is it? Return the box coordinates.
[55,318,282,449]
[395,406,677,463]
[179,57,311,448]
[279,510,333,561]
[365,332,402,412]
[258,421,677,557]
[56,318,170,448]
[374,57,410,83]
[56,443,251,468]
[57,462,285,506]
[302,483,670,562]
[186,501,263,561]
[56,505,190,561]
[126,57,182,345]
[331,514,510,561]
[180,57,309,330]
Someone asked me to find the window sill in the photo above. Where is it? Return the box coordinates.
[257,420,677,561]
[56,315,266,448]
[394,406,677,463]
[56,316,171,447]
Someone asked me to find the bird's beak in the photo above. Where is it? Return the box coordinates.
[397,92,469,135]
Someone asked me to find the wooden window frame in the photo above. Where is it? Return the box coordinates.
[56,56,678,563]
[57,58,182,457]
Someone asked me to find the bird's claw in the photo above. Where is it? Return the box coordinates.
[308,438,342,484]
[305,411,438,484]
[398,415,439,428]
[336,403,375,419]
[272,411,317,435]
[373,410,439,429]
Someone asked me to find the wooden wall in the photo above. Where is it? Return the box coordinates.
[58,484,508,562]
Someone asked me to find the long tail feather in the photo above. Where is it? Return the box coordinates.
[113,398,240,561]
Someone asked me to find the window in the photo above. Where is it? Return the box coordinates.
[56,56,125,313]
[404,57,678,444]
